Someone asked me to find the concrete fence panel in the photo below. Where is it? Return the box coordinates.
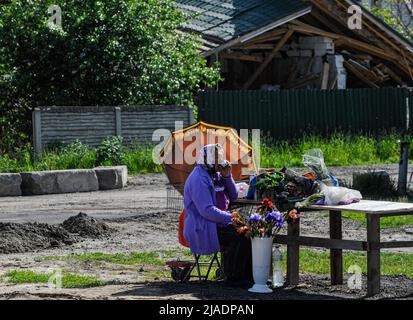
[33,105,194,154]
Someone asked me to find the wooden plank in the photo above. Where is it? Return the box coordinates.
[220,52,264,63]
[321,62,330,90]
[232,44,277,50]
[330,211,343,285]
[381,66,405,85]
[243,30,294,89]
[309,200,413,215]
[273,235,366,251]
[343,61,380,88]
[367,215,381,296]
[379,241,413,249]
[288,24,341,40]
[286,220,300,286]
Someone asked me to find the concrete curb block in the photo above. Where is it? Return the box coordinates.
[0,173,22,196]
[21,169,99,196]
[94,166,128,190]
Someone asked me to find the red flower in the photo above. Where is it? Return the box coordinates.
[288,209,300,222]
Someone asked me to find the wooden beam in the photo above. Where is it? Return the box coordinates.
[335,38,399,62]
[243,29,294,89]
[245,28,287,44]
[220,52,264,63]
[313,0,413,78]
[288,23,341,39]
[343,60,380,88]
[381,65,405,85]
[321,62,330,90]
[233,43,278,50]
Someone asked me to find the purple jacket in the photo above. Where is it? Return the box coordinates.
[183,165,238,255]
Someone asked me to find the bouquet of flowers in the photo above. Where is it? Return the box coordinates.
[234,198,300,238]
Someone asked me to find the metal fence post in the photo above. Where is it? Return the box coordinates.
[115,107,122,136]
[32,108,42,157]
[398,141,410,195]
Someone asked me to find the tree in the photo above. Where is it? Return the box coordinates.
[369,0,413,41]
[0,0,220,152]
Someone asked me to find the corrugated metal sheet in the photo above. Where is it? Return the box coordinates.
[198,88,410,139]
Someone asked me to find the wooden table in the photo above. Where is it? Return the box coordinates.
[231,199,413,296]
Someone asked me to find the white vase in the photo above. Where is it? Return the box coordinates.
[248,237,273,294]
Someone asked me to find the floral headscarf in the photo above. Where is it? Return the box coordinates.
[197,144,224,169]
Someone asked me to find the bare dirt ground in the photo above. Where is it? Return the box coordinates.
[0,165,412,300]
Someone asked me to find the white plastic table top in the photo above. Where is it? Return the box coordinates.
[309,199,413,216]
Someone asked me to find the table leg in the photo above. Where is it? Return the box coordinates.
[286,219,300,286]
[367,214,380,296]
[329,210,343,285]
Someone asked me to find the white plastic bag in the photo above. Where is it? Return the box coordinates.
[303,148,330,180]
[236,182,249,199]
[321,186,362,205]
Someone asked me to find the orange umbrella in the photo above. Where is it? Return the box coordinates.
[160,121,258,195]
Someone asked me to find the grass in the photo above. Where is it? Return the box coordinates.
[297,249,413,278]
[42,248,413,280]
[5,270,106,288]
[0,133,410,175]
[260,133,403,169]
[42,251,176,266]
[340,211,413,229]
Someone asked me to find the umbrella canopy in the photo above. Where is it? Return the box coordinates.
[160,121,258,195]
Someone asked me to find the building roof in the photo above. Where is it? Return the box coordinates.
[176,0,311,43]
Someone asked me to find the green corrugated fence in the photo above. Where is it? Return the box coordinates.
[198,88,412,139]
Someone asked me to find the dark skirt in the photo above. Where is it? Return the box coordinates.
[217,225,253,282]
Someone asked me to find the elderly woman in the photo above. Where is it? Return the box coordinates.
[183,144,252,286]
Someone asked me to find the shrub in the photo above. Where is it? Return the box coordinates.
[96,136,124,166]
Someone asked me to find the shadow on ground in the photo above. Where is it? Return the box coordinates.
[112,274,413,300]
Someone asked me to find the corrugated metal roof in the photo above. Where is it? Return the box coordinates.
[176,0,310,42]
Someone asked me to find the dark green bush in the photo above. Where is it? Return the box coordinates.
[0,0,220,153]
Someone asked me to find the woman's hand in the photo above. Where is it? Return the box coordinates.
[219,162,232,178]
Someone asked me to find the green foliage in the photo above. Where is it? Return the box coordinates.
[44,251,165,266]
[297,249,413,278]
[260,133,402,168]
[371,1,413,41]
[121,143,163,174]
[0,134,410,175]
[96,136,124,166]
[0,0,220,153]
[340,211,413,229]
[5,270,105,288]
[255,173,284,192]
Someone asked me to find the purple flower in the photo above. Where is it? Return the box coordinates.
[265,211,284,228]
[248,213,263,224]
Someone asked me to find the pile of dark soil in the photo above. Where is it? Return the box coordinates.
[61,212,113,238]
[0,223,75,254]
[0,213,114,254]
